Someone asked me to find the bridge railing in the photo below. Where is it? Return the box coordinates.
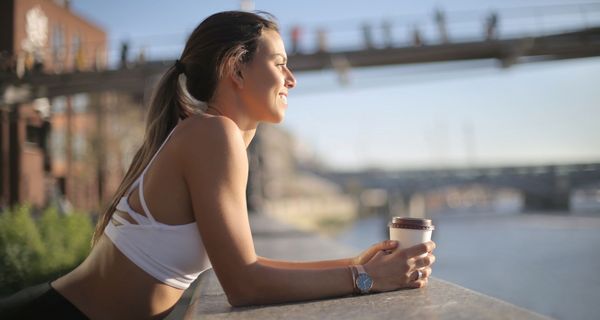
[292,2,600,53]
[3,3,600,76]
[117,2,600,62]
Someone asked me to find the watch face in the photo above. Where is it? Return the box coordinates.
[356,273,373,293]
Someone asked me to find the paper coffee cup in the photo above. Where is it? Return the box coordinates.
[389,217,435,256]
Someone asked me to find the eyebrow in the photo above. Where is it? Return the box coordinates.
[271,53,288,62]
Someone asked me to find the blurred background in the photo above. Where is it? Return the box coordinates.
[1,0,599,319]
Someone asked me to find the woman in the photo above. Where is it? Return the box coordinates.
[1,11,436,319]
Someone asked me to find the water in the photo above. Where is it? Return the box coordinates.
[335,212,600,320]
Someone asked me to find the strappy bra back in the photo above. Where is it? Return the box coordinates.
[104,126,211,290]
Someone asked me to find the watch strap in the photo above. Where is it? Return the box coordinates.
[355,264,366,274]
[348,266,358,294]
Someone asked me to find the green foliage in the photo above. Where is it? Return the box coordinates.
[0,205,93,296]
[0,205,44,292]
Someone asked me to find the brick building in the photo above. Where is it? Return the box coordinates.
[0,0,107,73]
[0,0,141,212]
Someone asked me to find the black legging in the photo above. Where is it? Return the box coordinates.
[0,282,88,319]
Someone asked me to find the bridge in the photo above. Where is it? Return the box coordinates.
[320,162,600,212]
[2,3,600,104]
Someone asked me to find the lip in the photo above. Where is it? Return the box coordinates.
[278,93,288,107]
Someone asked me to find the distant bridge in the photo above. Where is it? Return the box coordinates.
[2,25,600,104]
[321,162,600,211]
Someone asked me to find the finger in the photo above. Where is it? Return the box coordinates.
[413,254,436,269]
[409,278,429,289]
[372,250,387,260]
[402,241,436,258]
[409,267,431,282]
[410,269,421,282]
[417,267,432,279]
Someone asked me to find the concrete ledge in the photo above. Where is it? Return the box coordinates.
[184,215,551,320]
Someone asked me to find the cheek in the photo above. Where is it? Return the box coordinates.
[242,82,274,111]
[252,73,282,96]
[259,65,283,82]
[242,67,284,103]
[247,82,273,102]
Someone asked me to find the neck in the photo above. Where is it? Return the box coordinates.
[205,104,257,148]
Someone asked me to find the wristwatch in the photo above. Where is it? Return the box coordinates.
[353,265,373,294]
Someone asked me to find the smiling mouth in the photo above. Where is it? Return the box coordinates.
[279,94,288,104]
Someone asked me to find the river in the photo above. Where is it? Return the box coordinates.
[335,212,600,320]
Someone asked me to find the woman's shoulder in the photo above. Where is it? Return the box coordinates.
[176,115,242,143]
[172,115,246,162]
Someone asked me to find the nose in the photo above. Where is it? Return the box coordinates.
[284,67,296,89]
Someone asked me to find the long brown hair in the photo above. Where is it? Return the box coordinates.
[92,11,279,245]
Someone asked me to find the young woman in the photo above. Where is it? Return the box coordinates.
[1,11,436,319]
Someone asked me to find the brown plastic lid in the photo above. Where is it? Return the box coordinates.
[389,217,435,231]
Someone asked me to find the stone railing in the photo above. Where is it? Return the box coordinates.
[174,214,551,320]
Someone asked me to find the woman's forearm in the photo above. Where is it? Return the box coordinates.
[256,256,354,269]
[229,262,355,306]
[220,243,437,307]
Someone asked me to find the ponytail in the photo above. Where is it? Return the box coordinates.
[91,64,198,246]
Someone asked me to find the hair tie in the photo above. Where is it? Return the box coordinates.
[174,59,185,74]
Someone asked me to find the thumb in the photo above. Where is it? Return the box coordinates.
[380,240,399,250]
[370,248,388,262]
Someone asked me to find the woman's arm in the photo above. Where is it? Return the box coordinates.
[257,256,352,269]
[180,117,434,306]
[256,239,400,269]
[180,117,352,305]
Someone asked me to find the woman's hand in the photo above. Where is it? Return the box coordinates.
[363,241,436,292]
[351,240,400,266]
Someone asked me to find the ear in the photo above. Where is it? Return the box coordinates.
[229,60,245,89]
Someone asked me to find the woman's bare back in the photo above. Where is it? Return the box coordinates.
[51,116,219,319]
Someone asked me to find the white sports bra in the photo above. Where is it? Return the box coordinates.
[104,127,211,290]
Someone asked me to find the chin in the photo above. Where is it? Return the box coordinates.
[264,115,285,124]
[264,110,286,124]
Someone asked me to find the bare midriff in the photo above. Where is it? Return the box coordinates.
[51,235,184,319]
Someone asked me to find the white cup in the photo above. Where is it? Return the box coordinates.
[389,217,435,257]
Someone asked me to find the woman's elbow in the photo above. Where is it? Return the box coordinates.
[226,293,254,307]
[225,285,265,307]
[222,266,266,307]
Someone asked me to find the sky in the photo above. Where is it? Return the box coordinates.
[70,0,600,171]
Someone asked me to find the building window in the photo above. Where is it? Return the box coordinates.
[52,96,67,114]
[72,33,83,70]
[73,134,86,161]
[52,24,66,71]
[51,127,66,163]
[26,125,41,146]
[72,94,88,113]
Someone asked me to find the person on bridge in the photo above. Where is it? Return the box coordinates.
[434,8,449,44]
[485,11,499,41]
[290,24,302,54]
[0,11,436,319]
